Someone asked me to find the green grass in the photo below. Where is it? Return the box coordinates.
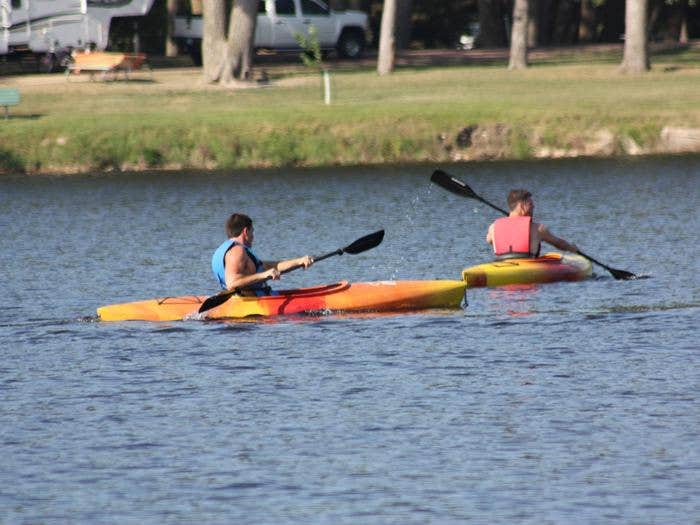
[2,47,700,174]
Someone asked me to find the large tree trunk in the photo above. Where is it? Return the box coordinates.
[477,0,508,47]
[202,0,227,83]
[166,0,179,57]
[377,0,397,75]
[509,0,528,70]
[221,0,259,83]
[620,0,649,73]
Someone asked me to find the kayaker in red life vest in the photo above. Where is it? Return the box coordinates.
[212,213,313,296]
[486,189,578,259]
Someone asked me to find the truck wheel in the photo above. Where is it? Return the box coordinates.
[337,30,365,59]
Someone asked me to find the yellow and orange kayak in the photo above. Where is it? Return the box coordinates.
[461,252,592,288]
[97,280,467,322]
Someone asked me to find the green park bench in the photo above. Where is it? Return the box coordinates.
[0,87,21,119]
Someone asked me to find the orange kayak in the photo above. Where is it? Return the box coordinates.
[97,280,467,322]
[461,252,592,288]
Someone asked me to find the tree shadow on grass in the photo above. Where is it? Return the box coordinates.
[2,114,42,120]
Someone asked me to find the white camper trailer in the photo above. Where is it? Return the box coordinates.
[1,0,154,66]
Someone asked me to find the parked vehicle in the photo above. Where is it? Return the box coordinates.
[174,0,368,65]
[0,0,154,71]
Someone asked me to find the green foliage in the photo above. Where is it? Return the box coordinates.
[294,26,323,69]
[619,123,662,147]
[142,148,164,167]
[511,127,533,160]
[0,148,25,174]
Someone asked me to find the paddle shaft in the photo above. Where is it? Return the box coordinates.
[574,250,618,274]
[278,249,343,276]
[478,197,508,216]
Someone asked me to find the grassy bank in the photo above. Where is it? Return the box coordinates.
[2,46,700,174]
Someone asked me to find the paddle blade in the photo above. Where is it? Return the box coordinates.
[430,170,479,199]
[198,290,234,314]
[609,267,638,280]
[342,229,385,255]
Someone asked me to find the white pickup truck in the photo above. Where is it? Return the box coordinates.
[174,0,368,65]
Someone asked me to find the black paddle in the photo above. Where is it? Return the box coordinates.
[430,169,638,280]
[198,229,386,314]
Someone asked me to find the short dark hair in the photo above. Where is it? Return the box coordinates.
[225,213,252,238]
[507,189,532,211]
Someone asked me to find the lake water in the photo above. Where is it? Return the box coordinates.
[1,157,698,524]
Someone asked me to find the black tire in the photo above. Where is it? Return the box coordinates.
[337,29,365,59]
[186,40,202,66]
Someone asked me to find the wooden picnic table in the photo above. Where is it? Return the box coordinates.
[66,51,151,81]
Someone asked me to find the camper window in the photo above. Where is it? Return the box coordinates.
[12,0,22,8]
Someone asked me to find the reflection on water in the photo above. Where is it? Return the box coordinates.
[486,284,541,317]
[1,157,699,524]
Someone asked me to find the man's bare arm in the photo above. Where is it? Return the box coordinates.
[263,256,314,273]
[538,224,578,253]
[486,223,494,245]
[225,246,278,290]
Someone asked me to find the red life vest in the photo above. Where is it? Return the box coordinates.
[492,216,535,257]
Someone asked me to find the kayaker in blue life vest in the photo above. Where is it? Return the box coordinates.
[212,213,313,296]
[486,189,578,260]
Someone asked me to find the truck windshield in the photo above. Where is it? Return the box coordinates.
[275,0,295,16]
[301,0,328,16]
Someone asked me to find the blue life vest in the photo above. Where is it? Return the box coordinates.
[211,239,270,295]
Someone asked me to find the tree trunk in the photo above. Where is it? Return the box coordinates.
[395,0,413,50]
[202,0,227,83]
[578,0,596,42]
[221,0,259,83]
[477,0,508,47]
[377,0,397,75]
[166,0,179,58]
[509,0,528,70]
[620,0,649,73]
